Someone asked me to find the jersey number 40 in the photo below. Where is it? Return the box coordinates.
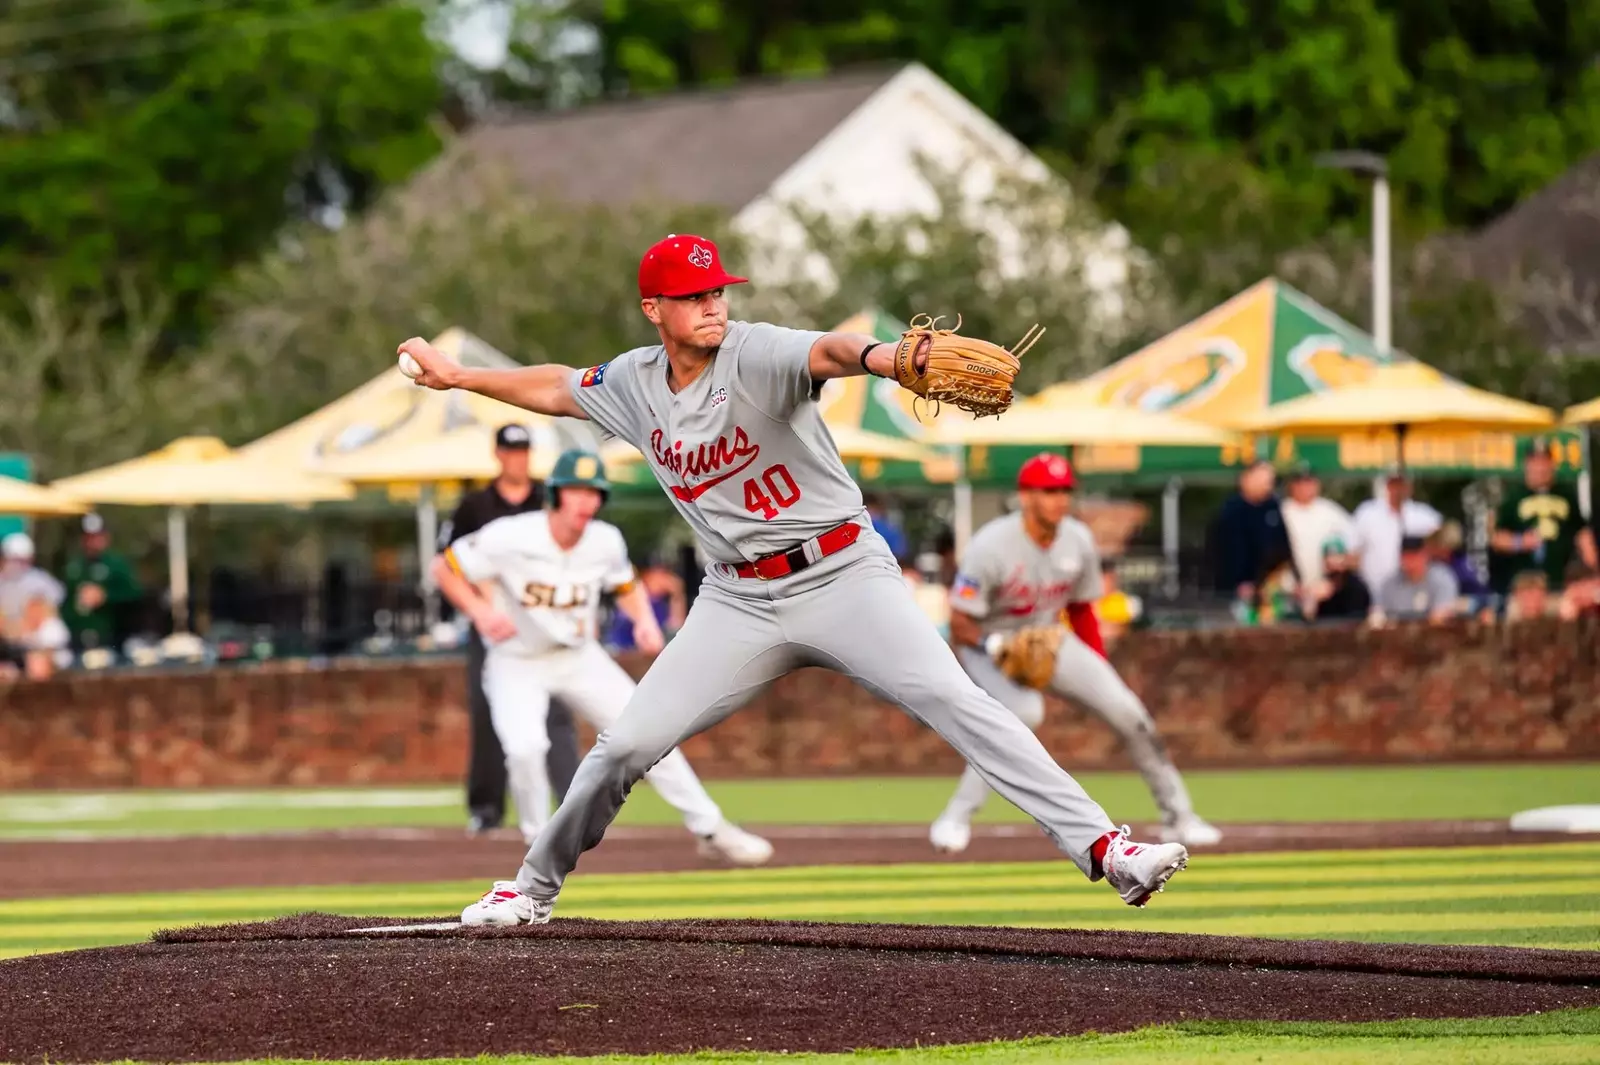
[742,463,802,521]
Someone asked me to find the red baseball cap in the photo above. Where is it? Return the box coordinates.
[637,233,748,299]
[1017,452,1076,491]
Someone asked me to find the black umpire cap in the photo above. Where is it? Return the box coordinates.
[495,423,532,450]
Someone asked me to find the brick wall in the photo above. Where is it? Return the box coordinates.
[2,617,1596,789]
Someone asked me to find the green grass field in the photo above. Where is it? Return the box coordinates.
[2,762,1596,838]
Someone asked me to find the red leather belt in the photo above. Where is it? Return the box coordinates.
[734,522,862,581]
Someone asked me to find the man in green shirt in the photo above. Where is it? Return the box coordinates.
[61,514,143,651]
[1490,445,1596,592]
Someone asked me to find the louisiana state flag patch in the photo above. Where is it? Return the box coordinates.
[579,363,609,388]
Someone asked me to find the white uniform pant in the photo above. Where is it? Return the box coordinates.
[481,642,725,842]
[939,638,1198,829]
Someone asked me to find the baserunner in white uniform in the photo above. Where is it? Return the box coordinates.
[931,452,1222,854]
[429,447,773,865]
[396,233,1191,923]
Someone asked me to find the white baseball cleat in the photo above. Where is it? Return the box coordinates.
[697,821,775,866]
[1160,816,1224,847]
[1101,828,1188,907]
[460,880,554,926]
[929,818,972,854]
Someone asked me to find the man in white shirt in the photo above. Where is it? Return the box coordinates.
[1279,463,1354,588]
[430,449,773,865]
[1351,469,1442,595]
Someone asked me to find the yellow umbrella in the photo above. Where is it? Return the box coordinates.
[1562,396,1600,426]
[51,436,354,506]
[930,380,1238,446]
[322,426,639,485]
[1241,362,1554,436]
[51,437,353,632]
[0,475,88,517]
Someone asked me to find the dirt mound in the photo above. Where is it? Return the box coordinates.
[3,917,1598,1063]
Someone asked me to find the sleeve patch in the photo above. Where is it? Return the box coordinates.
[580,363,609,388]
[952,574,981,600]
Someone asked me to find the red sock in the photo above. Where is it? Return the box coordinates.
[1091,830,1118,877]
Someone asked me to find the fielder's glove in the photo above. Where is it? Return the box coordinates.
[985,626,1066,690]
[890,315,1044,418]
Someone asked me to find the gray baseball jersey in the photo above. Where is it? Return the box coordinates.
[949,513,1102,637]
[570,321,873,564]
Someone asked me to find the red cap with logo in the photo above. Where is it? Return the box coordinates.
[638,234,748,299]
[1017,452,1076,491]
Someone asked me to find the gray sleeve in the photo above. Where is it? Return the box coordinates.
[28,570,65,607]
[949,534,1002,619]
[569,353,645,445]
[733,322,827,419]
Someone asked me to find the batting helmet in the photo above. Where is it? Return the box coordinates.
[547,449,610,507]
[1017,452,1075,491]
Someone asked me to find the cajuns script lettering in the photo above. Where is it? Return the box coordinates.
[997,568,1073,617]
[650,427,761,502]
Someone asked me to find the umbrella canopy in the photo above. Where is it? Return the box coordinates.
[1563,395,1600,426]
[52,436,355,506]
[323,425,639,485]
[0,475,88,516]
[1240,361,1555,435]
[932,381,1238,447]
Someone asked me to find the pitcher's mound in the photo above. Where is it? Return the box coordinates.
[3,915,1598,1062]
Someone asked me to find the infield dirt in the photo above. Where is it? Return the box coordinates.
[3,915,1599,1062]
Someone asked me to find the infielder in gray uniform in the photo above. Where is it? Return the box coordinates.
[932,452,1221,854]
[395,233,1191,923]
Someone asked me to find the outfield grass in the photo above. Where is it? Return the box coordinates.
[2,762,1597,839]
[3,841,1597,959]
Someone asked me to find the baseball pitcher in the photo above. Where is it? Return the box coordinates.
[396,233,1190,924]
[429,448,773,865]
[932,452,1221,854]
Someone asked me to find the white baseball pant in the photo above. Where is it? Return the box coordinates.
[480,641,725,842]
[937,639,1198,829]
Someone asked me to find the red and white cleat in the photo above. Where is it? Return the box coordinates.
[460,881,554,926]
[1102,828,1188,907]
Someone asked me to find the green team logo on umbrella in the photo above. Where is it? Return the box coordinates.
[1287,335,1384,393]
[1111,338,1247,413]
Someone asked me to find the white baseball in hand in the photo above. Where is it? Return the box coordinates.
[398,352,424,379]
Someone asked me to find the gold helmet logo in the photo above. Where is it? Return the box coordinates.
[1110,338,1246,413]
[574,456,598,480]
[1287,335,1381,392]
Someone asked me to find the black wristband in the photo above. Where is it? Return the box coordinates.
[860,342,882,377]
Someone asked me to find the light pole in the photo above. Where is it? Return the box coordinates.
[1314,150,1390,354]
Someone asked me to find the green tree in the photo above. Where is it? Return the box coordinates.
[0,0,447,327]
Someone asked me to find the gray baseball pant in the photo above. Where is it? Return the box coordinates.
[937,641,1197,828]
[514,551,1117,900]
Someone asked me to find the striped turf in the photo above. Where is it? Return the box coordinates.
[1,842,1596,960]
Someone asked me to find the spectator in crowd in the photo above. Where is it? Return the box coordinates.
[1300,537,1371,621]
[437,423,577,836]
[1370,535,1459,626]
[1352,469,1442,595]
[1489,444,1597,595]
[864,494,909,562]
[1279,463,1353,593]
[1559,561,1600,619]
[607,557,688,648]
[1211,460,1292,612]
[901,554,951,638]
[1427,521,1492,614]
[60,513,143,653]
[0,533,70,680]
[1505,570,1554,622]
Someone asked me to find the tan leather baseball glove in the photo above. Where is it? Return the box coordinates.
[987,625,1066,690]
[891,315,1044,417]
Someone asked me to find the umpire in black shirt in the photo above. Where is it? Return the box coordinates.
[439,423,580,833]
